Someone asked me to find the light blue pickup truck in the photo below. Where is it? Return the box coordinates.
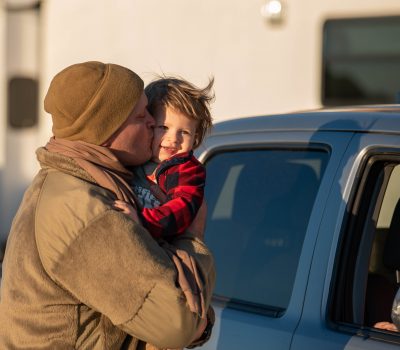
[197,106,400,349]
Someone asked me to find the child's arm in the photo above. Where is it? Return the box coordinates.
[141,158,206,238]
[114,200,140,223]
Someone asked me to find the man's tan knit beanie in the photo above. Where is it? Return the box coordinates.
[44,61,144,145]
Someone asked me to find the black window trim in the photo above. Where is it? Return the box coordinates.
[201,142,332,164]
[328,147,400,345]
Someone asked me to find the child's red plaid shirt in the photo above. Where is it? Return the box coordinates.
[140,151,205,238]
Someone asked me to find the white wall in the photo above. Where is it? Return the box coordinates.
[41,0,400,124]
[0,1,41,241]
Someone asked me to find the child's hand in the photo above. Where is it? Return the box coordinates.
[114,200,140,223]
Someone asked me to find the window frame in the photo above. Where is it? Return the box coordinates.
[328,148,400,345]
[321,15,400,107]
[7,76,39,128]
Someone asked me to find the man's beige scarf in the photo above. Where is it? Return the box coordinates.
[45,137,137,207]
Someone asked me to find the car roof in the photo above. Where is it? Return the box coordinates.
[212,105,400,136]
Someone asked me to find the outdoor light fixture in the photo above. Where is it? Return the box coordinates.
[260,0,285,24]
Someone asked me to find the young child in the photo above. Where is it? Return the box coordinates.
[115,76,214,240]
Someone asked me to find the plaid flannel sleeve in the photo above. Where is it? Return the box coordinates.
[141,158,206,238]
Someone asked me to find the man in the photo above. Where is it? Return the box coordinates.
[0,61,215,349]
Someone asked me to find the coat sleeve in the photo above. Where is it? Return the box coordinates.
[141,160,206,238]
[37,209,215,349]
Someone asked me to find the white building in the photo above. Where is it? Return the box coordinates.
[1,0,400,243]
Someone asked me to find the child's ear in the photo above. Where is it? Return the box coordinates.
[193,133,200,149]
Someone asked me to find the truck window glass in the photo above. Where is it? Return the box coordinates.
[332,157,400,344]
[365,165,400,326]
[204,148,329,313]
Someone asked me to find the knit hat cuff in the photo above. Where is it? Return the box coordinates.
[44,62,144,145]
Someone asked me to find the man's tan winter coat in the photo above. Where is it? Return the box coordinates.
[0,148,215,349]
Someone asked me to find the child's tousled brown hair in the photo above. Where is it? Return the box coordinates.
[145,75,215,149]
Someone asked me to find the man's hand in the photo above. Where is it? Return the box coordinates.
[188,201,207,241]
[374,321,399,332]
[162,317,207,350]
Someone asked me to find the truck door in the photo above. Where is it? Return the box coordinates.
[198,130,353,350]
[292,132,400,350]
